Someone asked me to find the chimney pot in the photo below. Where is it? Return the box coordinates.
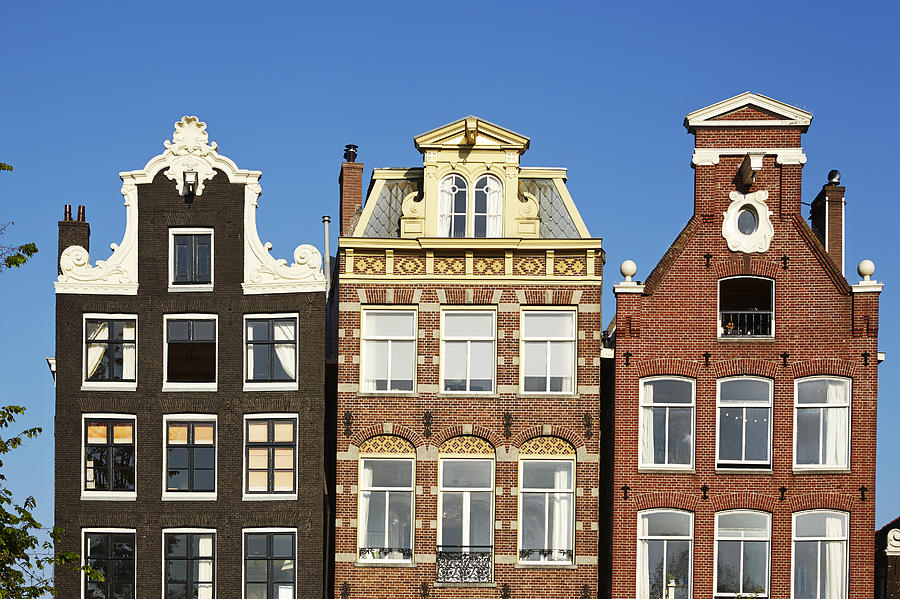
[77,205,86,222]
[343,144,358,163]
[64,204,72,221]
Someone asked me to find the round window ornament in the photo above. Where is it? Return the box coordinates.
[722,190,774,253]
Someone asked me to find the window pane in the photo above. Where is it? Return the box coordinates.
[273,559,294,582]
[523,342,547,392]
[719,408,743,461]
[194,424,214,445]
[247,321,270,342]
[245,583,267,599]
[469,491,492,547]
[248,448,268,469]
[743,540,768,594]
[821,541,846,598]
[718,512,768,538]
[273,470,294,492]
[524,312,575,339]
[167,468,189,491]
[247,421,268,443]
[798,378,849,405]
[192,321,215,341]
[794,541,818,599]
[387,491,412,548]
[666,540,691,599]
[165,534,187,557]
[193,469,215,492]
[362,491,386,547]
[168,447,189,469]
[796,512,847,538]
[647,407,666,464]
[113,423,133,444]
[168,424,189,445]
[547,341,573,393]
[440,491,463,546]
[720,379,770,403]
[443,342,467,391]
[248,470,267,492]
[641,511,691,537]
[644,379,693,404]
[245,534,267,557]
[194,447,214,469]
[522,461,572,490]
[245,559,267,582]
[667,407,692,465]
[86,320,109,341]
[444,312,493,338]
[195,235,211,282]
[744,407,770,461]
[367,311,415,338]
[442,460,492,488]
[363,340,388,390]
[167,320,190,341]
[644,540,665,599]
[166,558,187,582]
[274,448,293,469]
[248,344,271,380]
[273,421,294,443]
[796,408,822,465]
[365,460,412,488]
[716,540,741,593]
[389,341,415,391]
[87,423,108,444]
[167,342,215,382]
[822,408,849,467]
[272,533,294,558]
[548,493,573,551]
[521,493,546,554]
[468,341,494,392]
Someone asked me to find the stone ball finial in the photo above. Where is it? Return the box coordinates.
[827,169,841,185]
[858,259,875,281]
[620,260,637,282]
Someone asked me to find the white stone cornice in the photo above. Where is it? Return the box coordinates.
[692,147,807,166]
[613,283,644,294]
[851,282,884,293]
[887,528,900,555]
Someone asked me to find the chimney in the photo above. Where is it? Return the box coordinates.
[339,144,363,237]
[809,170,846,275]
[58,204,90,275]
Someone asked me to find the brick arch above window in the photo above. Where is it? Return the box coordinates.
[790,358,856,380]
[349,423,425,450]
[710,492,777,513]
[512,425,584,450]
[787,492,854,513]
[636,359,700,380]
[520,436,576,456]
[712,358,779,380]
[633,491,699,513]
[431,425,504,449]
[714,258,779,280]
[439,435,495,455]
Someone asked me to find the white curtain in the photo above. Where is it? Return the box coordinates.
[641,384,654,464]
[86,321,108,378]
[273,321,296,379]
[550,468,572,556]
[824,382,848,467]
[438,178,452,237]
[359,464,374,547]
[824,515,846,599]
[486,178,503,238]
[122,322,135,380]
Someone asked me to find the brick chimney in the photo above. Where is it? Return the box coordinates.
[58,204,90,275]
[339,144,363,237]
[810,170,846,275]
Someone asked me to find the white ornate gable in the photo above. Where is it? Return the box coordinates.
[55,116,325,295]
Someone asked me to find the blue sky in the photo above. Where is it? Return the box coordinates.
[1,0,898,535]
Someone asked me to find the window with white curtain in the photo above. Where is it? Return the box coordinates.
[84,316,136,385]
[792,511,848,599]
[640,378,695,468]
[637,510,692,599]
[794,378,851,470]
[358,459,414,561]
[519,459,574,563]
[361,309,416,392]
[442,310,496,393]
[521,310,576,394]
[717,378,772,469]
[715,511,770,598]
[437,173,502,238]
[245,316,297,384]
[164,530,215,599]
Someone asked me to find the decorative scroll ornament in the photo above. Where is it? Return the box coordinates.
[400,191,425,238]
[887,528,900,556]
[722,190,774,253]
[515,190,540,237]
[163,117,218,196]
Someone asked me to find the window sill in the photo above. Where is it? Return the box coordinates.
[81,382,137,392]
[716,337,776,343]
[517,393,580,400]
[514,562,576,570]
[81,491,136,501]
[638,467,695,474]
[243,382,299,392]
[792,467,850,474]
[715,468,772,474]
[163,382,218,392]
[434,582,496,588]
[355,560,416,568]
[162,492,217,501]
[436,392,500,399]
[242,493,298,501]
[356,391,420,398]
[168,284,214,293]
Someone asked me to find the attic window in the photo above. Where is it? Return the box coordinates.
[718,277,774,338]
[438,174,502,238]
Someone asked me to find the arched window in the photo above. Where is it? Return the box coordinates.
[357,435,415,562]
[639,377,695,469]
[792,510,848,599]
[437,173,503,238]
[718,277,774,338]
[794,377,851,470]
[714,510,770,597]
[518,437,575,564]
[637,509,693,599]
[717,377,773,469]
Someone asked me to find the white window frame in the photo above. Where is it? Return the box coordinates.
[713,510,771,598]
[243,313,300,392]
[81,413,137,501]
[791,510,849,599]
[636,509,694,599]
[437,173,503,238]
[437,457,495,553]
[81,313,138,392]
[241,527,297,599]
[717,276,775,339]
[162,414,218,501]
[793,376,852,472]
[359,307,418,395]
[161,527,216,599]
[357,456,416,563]
[715,377,773,470]
[519,307,578,396]
[639,376,696,471]
[81,527,137,599]
[517,457,575,566]
[440,308,497,395]
[162,314,218,392]
[242,413,299,501]
[168,227,214,292]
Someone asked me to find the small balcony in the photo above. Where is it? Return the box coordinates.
[436,545,493,583]
[719,310,772,337]
[718,277,774,339]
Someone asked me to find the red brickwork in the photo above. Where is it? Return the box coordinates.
[612,110,879,599]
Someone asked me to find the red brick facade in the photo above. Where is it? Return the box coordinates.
[610,97,880,599]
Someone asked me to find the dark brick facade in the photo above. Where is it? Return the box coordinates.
[54,168,326,598]
[875,516,900,599]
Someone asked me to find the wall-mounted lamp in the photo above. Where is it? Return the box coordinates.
[183,171,198,200]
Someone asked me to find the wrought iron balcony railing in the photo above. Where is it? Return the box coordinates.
[518,547,574,562]
[720,310,772,337]
[436,545,493,583]
[358,546,413,560]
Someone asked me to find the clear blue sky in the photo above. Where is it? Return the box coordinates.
[1,1,898,532]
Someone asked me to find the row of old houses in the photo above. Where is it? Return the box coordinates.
[51,93,897,599]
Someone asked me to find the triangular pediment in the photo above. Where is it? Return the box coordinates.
[414,116,530,152]
[684,92,812,131]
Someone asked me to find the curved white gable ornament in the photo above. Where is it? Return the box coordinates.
[721,190,774,253]
[887,528,900,556]
[56,116,325,295]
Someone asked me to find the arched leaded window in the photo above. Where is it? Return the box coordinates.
[792,510,848,599]
[474,174,503,238]
[437,173,503,238]
[714,510,770,597]
[438,174,468,238]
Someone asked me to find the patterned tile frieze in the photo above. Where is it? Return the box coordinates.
[554,255,587,276]
[520,436,575,456]
[359,435,416,455]
[439,435,494,454]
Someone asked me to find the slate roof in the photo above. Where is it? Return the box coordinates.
[363,179,421,238]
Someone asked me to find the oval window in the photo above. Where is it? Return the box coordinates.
[737,206,758,235]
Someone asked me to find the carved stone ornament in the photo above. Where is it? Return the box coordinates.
[887,528,900,556]
[515,191,540,237]
[400,191,425,238]
[721,190,774,253]
[56,116,325,295]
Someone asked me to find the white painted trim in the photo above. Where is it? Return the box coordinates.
[691,147,807,166]
[241,528,298,599]
[81,313,138,391]
[242,413,299,501]
[712,510,771,597]
[684,92,812,130]
[638,377,696,470]
[81,528,137,599]
[359,307,418,394]
[161,414,218,501]
[721,191,774,254]
[841,197,845,276]
[791,510,849,599]
[715,377,773,469]
[80,414,137,501]
[162,314,218,392]
[168,227,214,292]
[161,528,217,599]
[439,307,498,395]
[242,313,300,391]
[792,376,852,472]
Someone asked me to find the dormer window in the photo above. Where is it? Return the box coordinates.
[718,277,774,338]
[438,174,502,238]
